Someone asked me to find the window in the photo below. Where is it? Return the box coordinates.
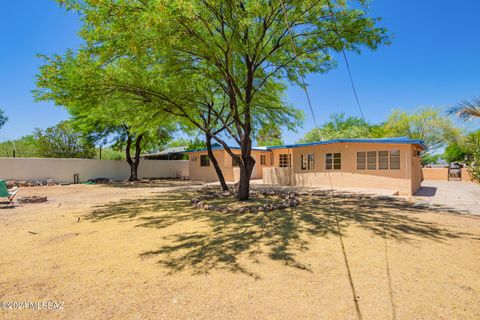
[326,153,341,170]
[367,151,377,170]
[260,155,266,165]
[378,151,389,170]
[357,152,366,170]
[200,155,210,167]
[301,154,315,170]
[232,156,240,167]
[358,150,399,170]
[279,154,291,167]
[270,153,274,165]
[390,150,400,170]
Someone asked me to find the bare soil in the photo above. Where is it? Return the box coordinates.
[0,182,479,319]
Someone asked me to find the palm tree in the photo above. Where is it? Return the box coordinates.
[448,96,480,121]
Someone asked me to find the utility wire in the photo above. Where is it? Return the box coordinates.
[278,0,323,142]
[279,1,361,319]
[326,2,397,318]
[325,0,366,122]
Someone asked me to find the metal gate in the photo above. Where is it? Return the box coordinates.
[448,166,462,181]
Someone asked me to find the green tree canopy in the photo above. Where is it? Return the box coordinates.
[34,51,175,180]
[168,137,206,150]
[299,113,373,143]
[256,123,284,147]
[34,121,96,158]
[0,135,39,158]
[421,153,442,166]
[382,107,460,151]
[443,143,468,163]
[53,0,388,199]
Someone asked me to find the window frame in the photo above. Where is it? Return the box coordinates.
[367,151,377,170]
[200,155,210,167]
[357,152,366,170]
[378,151,389,170]
[390,150,400,170]
[279,154,291,168]
[260,154,266,165]
[301,153,315,171]
[326,152,341,170]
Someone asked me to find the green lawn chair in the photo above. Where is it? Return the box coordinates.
[0,180,19,204]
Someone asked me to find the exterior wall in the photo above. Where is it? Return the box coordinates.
[422,168,449,180]
[461,168,474,182]
[265,143,416,195]
[410,145,423,194]
[188,149,271,182]
[421,167,476,183]
[188,150,230,182]
[250,151,271,179]
[0,158,188,183]
[263,167,292,185]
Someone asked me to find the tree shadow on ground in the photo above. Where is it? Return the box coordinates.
[86,189,473,277]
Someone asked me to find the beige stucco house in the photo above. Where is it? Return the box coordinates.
[185,138,425,195]
[187,146,271,182]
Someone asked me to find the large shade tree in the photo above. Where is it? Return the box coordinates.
[34,121,96,158]
[299,112,373,142]
[58,0,388,200]
[34,53,174,181]
[382,107,460,151]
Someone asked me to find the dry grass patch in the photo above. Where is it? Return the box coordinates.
[0,184,479,319]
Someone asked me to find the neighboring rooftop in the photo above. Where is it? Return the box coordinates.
[141,146,187,160]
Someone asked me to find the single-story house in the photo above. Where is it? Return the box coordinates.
[184,138,426,195]
[186,146,272,182]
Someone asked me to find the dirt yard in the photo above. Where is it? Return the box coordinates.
[0,181,479,320]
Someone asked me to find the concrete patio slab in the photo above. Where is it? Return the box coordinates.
[413,180,480,215]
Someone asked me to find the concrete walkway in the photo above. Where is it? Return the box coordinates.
[413,180,480,215]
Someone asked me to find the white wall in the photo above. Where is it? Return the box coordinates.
[0,158,189,183]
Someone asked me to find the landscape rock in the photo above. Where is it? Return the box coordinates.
[88,177,111,184]
[192,185,301,213]
[18,196,48,204]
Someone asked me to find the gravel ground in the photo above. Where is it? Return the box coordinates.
[0,182,479,319]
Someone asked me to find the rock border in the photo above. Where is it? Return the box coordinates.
[191,186,300,213]
[17,196,48,204]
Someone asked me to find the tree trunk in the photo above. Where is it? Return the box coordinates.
[206,134,229,191]
[236,137,255,201]
[125,133,144,181]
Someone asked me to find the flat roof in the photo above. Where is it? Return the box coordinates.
[267,137,427,150]
[184,145,268,153]
[184,137,426,153]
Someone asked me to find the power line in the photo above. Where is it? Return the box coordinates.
[279,1,362,319]
[325,0,366,122]
[278,0,323,141]
[325,2,396,317]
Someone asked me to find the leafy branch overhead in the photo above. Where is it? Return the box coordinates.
[42,0,389,199]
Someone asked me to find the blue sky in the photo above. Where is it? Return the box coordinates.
[0,0,479,144]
